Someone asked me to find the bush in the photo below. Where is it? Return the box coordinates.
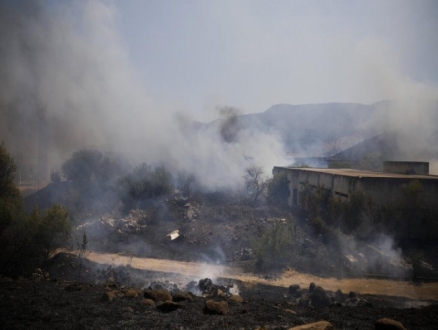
[341,191,366,234]
[62,149,128,185]
[118,163,173,211]
[31,204,71,260]
[409,250,424,280]
[251,218,295,269]
[266,171,289,207]
[50,170,62,183]
[62,149,103,183]
[0,143,71,276]
[0,142,22,237]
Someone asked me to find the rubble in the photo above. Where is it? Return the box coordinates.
[166,230,180,240]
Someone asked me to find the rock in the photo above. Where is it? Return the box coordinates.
[288,284,300,295]
[288,321,334,330]
[100,291,116,302]
[348,291,357,298]
[198,278,213,292]
[284,309,297,314]
[124,289,138,299]
[310,286,330,308]
[375,318,406,330]
[204,300,229,315]
[335,289,343,301]
[140,298,156,307]
[309,282,316,294]
[299,294,311,307]
[217,289,226,297]
[229,295,244,303]
[172,292,193,302]
[156,300,182,313]
[143,289,172,302]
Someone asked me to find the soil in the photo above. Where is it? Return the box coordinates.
[15,189,438,329]
[1,252,438,330]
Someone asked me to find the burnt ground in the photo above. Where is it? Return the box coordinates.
[16,188,438,329]
[0,252,437,330]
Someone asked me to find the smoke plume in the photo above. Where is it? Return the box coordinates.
[0,0,286,189]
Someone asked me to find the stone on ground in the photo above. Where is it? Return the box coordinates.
[289,284,301,295]
[375,318,406,330]
[310,286,330,308]
[204,300,230,315]
[156,300,182,313]
[143,289,172,302]
[229,294,244,303]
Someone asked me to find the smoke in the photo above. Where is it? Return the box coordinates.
[0,0,286,189]
[354,38,438,160]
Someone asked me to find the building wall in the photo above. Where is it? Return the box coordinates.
[274,167,438,239]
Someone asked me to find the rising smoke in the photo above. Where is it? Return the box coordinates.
[0,0,286,189]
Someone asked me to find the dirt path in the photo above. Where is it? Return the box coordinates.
[64,249,438,301]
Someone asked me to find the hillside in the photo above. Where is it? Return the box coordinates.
[197,101,392,157]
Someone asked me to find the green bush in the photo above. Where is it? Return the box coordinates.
[252,218,295,269]
[62,149,103,183]
[266,171,289,207]
[62,149,126,185]
[118,163,173,211]
[31,204,71,260]
[0,143,71,276]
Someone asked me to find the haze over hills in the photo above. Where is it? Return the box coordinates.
[197,101,392,157]
[196,99,438,165]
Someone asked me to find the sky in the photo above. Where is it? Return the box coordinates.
[114,0,438,121]
[1,0,438,188]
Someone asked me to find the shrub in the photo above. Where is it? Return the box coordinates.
[409,250,424,280]
[0,144,72,276]
[50,170,62,183]
[266,171,289,207]
[341,191,366,234]
[251,218,295,269]
[0,143,22,234]
[311,216,325,236]
[118,163,173,211]
[62,149,103,183]
[31,204,71,260]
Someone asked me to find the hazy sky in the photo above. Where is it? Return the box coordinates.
[113,0,438,121]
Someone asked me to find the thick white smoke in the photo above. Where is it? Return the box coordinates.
[0,0,286,189]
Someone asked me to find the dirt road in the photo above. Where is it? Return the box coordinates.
[59,249,438,301]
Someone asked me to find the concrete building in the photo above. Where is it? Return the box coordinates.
[273,163,438,239]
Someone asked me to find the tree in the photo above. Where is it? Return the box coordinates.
[0,142,22,236]
[31,204,71,260]
[50,170,61,183]
[266,170,289,207]
[62,149,103,183]
[244,164,269,205]
[118,163,174,211]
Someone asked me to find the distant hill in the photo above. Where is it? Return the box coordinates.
[196,101,392,157]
